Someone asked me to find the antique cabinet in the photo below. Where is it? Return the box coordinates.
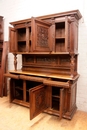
[4,10,82,120]
[0,16,8,97]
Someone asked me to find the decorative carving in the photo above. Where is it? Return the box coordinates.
[37,57,56,64]
[33,89,46,117]
[26,57,34,63]
[35,91,45,108]
[37,25,48,47]
[60,58,70,65]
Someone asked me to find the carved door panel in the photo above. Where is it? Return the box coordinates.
[30,84,49,120]
[31,17,53,52]
[9,27,17,52]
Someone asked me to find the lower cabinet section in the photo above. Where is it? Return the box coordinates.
[9,78,77,120]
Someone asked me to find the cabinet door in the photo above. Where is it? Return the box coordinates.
[30,84,49,120]
[31,17,53,52]
[9,27,17,52]
[55,16,70,52]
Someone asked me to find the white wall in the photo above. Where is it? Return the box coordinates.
[0,0,87,112]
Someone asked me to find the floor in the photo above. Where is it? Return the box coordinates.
[0,96,87,130]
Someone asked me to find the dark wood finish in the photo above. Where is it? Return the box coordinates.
[4,10,82,120]
[0,16,8,97]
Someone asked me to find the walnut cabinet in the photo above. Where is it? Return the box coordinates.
[4,10,82,120]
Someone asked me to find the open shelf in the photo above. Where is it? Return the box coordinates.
[55,22,65,38]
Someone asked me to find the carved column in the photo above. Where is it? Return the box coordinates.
[13,53,17,71]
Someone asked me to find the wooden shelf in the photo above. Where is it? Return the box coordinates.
[9,70,79,80]
[12,99,29,108]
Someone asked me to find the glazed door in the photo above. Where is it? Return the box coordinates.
[31,17,53,52]
[9,27,17,52]
[30,84,49,120]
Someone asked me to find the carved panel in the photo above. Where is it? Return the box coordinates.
[26,57,34,63]
[34,90,45,114]
[60,58,70,65]
[37,57,56,64]
[59,55,70,66]
[23,55,34,64]
[37,25,48,47]
[30,85,47,120]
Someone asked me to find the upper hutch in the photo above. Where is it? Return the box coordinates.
[4,10,82,120]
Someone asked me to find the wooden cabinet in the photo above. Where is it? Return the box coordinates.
[0,16,8,97]
[9,10,80,54]
[5,10,82,120]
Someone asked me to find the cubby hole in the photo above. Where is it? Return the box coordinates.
[55,39,65,52]
[17,28,26,41]
[52,97,60,110]
[55,22,65,38]
[18,41,26,52]
[15,80,23,100]
[52,87,61,111]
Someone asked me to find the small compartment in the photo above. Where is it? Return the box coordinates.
[17,28,26,41]
[18,41,26,52]
[15,79,23,100]
[52,87,61,111]
[15,89,23,100]
[55,39,65,52]
[52,97,60,110]
[55,22,65,38]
